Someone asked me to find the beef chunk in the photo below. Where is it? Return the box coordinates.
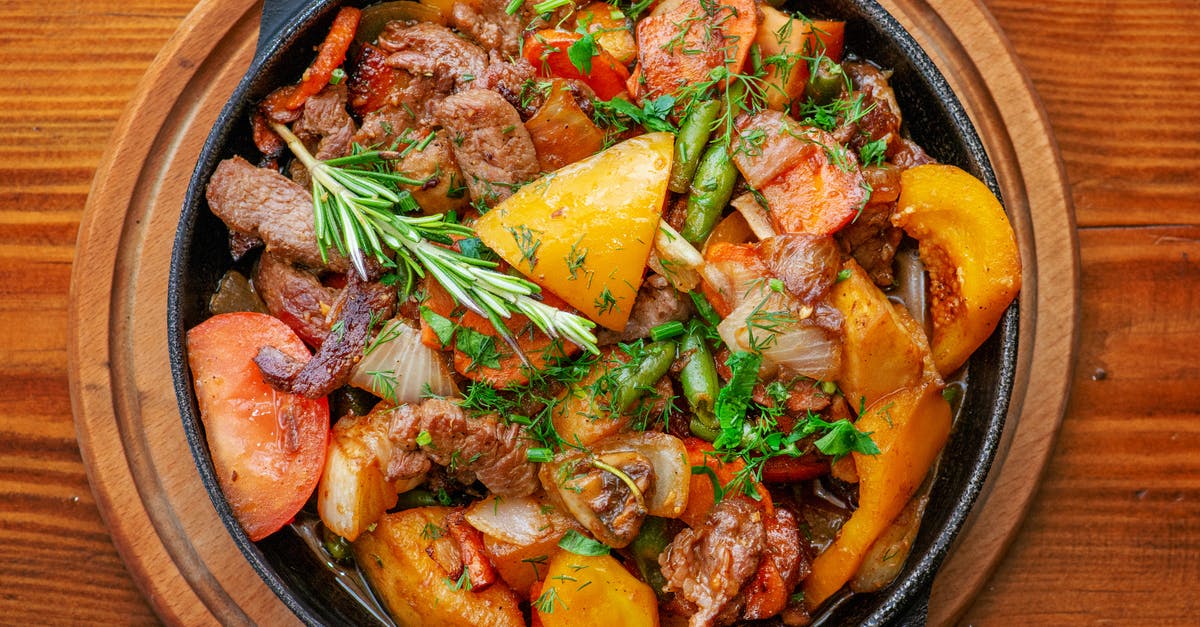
[742,507,808,620]
[832,61,902,154]
[434,89,539,207]
[448,0,524,57]
[387,398,539,496]
[837,199,903,287]
[207,156,347,271]
[379,21,487,94]
[660,496,765,627]
[294,83,356,160]
[478,52,539,115]
[253,251,339,349]
[288,83,357,187]
[597,274,694,344]
[254,275,396,398]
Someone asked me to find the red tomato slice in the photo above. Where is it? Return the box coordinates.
[187,312,330,541]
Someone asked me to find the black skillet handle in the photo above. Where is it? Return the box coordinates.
[257,0,314,58]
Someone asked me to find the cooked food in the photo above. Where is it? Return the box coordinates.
[186,1,1021,624]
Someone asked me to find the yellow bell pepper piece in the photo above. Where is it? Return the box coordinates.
[803,379,951,610]
[892,164,1021,375]
[536,551,659,627]
[474,132,674,331]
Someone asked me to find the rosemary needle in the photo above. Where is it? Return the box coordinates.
[271,122,599,358]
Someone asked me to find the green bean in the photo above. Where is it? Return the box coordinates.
[806,56,848,106]
[630,516,671,598]
[689,417,721,442]
[393,489,442,510]
[681,143,737,245]
[669,101,721,193]
[612,340,677,414]
[679,326,720,440]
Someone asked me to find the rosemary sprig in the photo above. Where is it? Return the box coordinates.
[271,122,599,358]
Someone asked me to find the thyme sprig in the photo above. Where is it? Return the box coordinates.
[272,122,599,358]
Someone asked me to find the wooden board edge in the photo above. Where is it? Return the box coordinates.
[68,0,265,624]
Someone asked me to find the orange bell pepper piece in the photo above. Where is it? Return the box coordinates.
[802,379,951,610]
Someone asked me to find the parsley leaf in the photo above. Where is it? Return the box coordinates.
[593,96,677,134]
[859,137,887,167]
[455,327,503,370]
[558,529,611,556]
[811,417,880,459]
[712,351,762,450]
[568,32,598,74]
[419,306,456,346]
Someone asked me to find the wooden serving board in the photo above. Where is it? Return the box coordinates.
[66,0,1077,624]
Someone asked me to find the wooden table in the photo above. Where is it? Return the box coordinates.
[2,0,1197,623]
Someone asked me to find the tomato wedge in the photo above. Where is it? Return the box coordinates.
[187,312,330,541]
[523,29,631,100]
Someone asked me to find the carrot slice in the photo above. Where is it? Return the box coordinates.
[284,6,361,110]
[632,0,759,100]
[420,279,580,387]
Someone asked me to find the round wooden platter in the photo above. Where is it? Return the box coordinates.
[66,0,1077,624]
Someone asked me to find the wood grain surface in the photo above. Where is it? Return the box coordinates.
[1,1,1197,626]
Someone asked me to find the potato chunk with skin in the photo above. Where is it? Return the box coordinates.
[318,410,401,542]
[353,507,525,626]
[892,164,1021,375]
[535,552,659,627]
[830,259,931,408]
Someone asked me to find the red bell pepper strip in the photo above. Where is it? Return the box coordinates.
[522,29,630,101]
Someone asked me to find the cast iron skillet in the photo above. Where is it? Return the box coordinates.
[169,0,1019,624]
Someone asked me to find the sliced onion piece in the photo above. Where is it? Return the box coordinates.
[718,294,841,381]
[648,249,701,292]
[730,193,778,241]
[464,494,569,547]
[618,432,689,518]
[652,220,705,291]
[348,319,456,403]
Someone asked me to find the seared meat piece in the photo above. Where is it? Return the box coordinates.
[434,89,539,207]
[379,22,487,94]
[448,0,523,57]
[478,52,538,115]
[832,61,902,154]
[293,83,356,160]
[393,129,470,215]
[386,447,431,483]
[837,199,903,287]
[207,156,348,272]
[353,104,418,149]
[288,83,357,187]
[227,230,262,261]
[889,137,936,169]
[660,496,766,627]
[254,275,396,398]
[742,508,807,620]
[597,274,694,344]
[253,251,338,349]
[388,398,539,496]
